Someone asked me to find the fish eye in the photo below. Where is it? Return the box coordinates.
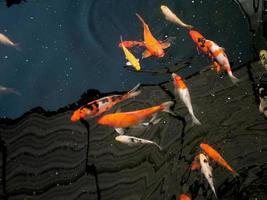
[204,159,208,163]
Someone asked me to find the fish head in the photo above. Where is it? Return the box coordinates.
[171,73,183,86]
[189,30,205,44]
[200,143,208,151]
[70,108,88,122]
[160,5,167,12]
[115,135,127,142]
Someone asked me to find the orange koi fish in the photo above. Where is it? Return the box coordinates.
[191,154,201,171]
[136,13,170,58]
[71,84,141,122]
[172,73,201,125]
[200,143,238,175]
[205,39,239,84]
[179,194,191,200]
[97,101,174,134]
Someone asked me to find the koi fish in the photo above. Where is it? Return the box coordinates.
[0,33,20,50]
[160,5,193,29]
[205,39,239,84]
[115,135,162,150]
[200,143,238,175]
[120,36,141,71]
[0,85,21,96]
[179,194,191,200]
[191,154,201,171]
[259,87,267,117]
[97,101,174,134]
[71,83,141,122]
[199,153,217,198]
[259,50,267,71]
[118,41,145,48]
[172,73,201,125]
[136,13,170,58]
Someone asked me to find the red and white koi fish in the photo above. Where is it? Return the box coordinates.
[115,135,162,150]
[97,101,174,134]
[172,73,201,125]
[205,39,239,84]
[71,84,141,122]
[199,153,217,199]
[136,13,170,58]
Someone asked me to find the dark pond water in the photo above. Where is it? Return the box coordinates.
[0,0,254,118]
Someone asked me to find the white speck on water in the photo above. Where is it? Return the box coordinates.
[201,111,204,114]
[192,0,195,3]
[4,55,8,59]
[25,59,29,62]
[192,14,196,18]
[55,172,58,175]
[227,97,231,100]
[211,93,215,97]
[30,16,34,20]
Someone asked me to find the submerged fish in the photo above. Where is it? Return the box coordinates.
[259,50,267,71]
[259,87,267,117]
[115,135,162,150]
[172,73,201,125]
[136,13,170,58]
[179,194,191,200]
[97,101,174,134]
[118,40,145,48]
[160,5,193,29]
[120,36,141,71]
[199,153,217,198]
[205,40,239,84]
[0,33,20,50]
[0,85,21,96]
[71,83,141,122]
[200,143,238,175]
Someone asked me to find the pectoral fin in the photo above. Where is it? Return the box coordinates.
[160,41,171,49]
[142,50,152,58]
[115,128,124,135]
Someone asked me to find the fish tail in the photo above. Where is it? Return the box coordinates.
[153,142,162,151]
[14,43,21,51]
[136,13,146,26]
[160,101,175,115]
[191,114,201,126]
[229,73,239,85]
[125,83,141,99]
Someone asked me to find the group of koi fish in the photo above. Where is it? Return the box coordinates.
[70,5,242,199]
[119,5,239,85]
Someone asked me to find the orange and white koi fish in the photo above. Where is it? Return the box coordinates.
[0,33,20,50]
[120,36,141,71]
[179,194,191,200]
[115,135,162,150]
[205,39,239,84]
[191,154,201,171]
[199,153,217,198]
[172,73,201,125]
[160,5,193,29]
[136,13,170,58]
[97,101,174,134]
[200,143,238,175]
[71,83,141,122]
[119,41,145,48]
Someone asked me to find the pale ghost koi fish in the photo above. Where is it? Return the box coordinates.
[136,13,170,58]
[120,36,141,71]
[205,39,239,84]
[259,87,267,117]
[71,83,141,122]
[0,33,20,50]
[259,50,267,71]
[199,153,217,199]
[172,73,201,125]
[0,85,21,96]
[115,135,162,150]
[160,5,193,29]
[97,101,174,134]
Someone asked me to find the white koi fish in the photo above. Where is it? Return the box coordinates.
[115,135,162,150]
[199,153,217,199]
[172,73,201,125]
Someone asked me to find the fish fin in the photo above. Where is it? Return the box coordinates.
[213,61,221,73]
[259,102,264,113]
[191,114,201,126]
[136,13,146,27]
[126,61,132,66]
[115,128,124,135]
[142,50,152,59]
[143,114,161,126]
[126,83,141,98]
[160,41,171,49]
[153,142,162,151]
[229,73,239,85]
[115,107,121,113]
[14,43,21,51]
[191,161,201,171]
[160,101,176,115]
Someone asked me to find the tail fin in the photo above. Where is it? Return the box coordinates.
[191,114,201,126]
[229,73,239,85]
[136,13,146,26]
[153,142,162,151]
[14,43,21,51]
[160,101,175,114]
[125,83,141,98]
